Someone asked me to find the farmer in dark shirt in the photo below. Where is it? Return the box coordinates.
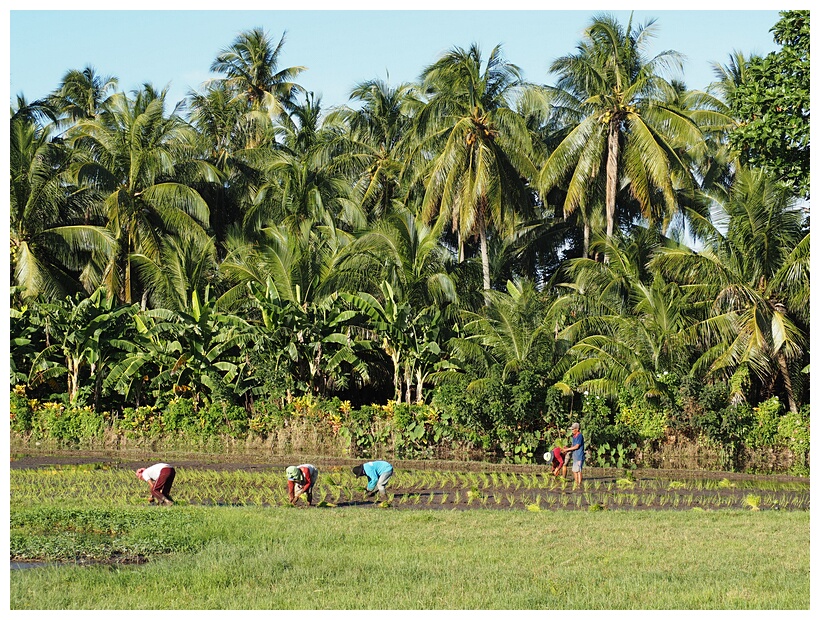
[563,422,585,487]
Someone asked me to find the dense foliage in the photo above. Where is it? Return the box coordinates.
[9,12,809,471]
[729,10,810,198]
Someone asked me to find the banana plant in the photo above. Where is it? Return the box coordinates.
[106,287,257,406]
[26,287,137,405]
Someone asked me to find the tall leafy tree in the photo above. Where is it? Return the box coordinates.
[413,43,537,291]
[729,10,810,198]
[186,80,277,246]
[243,92,362,234]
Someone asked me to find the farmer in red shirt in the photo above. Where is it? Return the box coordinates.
[545,443,567,478]
[286,464,318,506]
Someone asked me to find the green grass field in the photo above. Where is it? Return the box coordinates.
[10,504,809,609]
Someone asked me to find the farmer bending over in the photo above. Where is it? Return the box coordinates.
[286,464,318,506]
[136,462,176,505]
[352,460,394,500]
[549,442,567,478]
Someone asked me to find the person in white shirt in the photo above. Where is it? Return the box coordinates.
[136,462,176,505]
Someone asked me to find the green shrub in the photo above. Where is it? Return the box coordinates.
[118,405,162,438]
[747,397,783,449]
[10,386,33,434]
[776,406,810,476]
[161,397,197,434]
[617,401,668,443]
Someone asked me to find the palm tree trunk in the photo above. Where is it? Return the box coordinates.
[124,257,132,304]
[777,352,799,413]
[479,228,491,291]
[605,119,619,240]
[478,205,491,291]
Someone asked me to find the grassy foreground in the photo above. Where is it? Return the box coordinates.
[10,505,809,610]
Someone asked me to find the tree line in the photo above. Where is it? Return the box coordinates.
[9,12,810,469]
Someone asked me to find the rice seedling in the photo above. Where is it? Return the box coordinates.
[744,494,762,511]
[439,493,449,505]
[575,495,583,508]
[467,487,483,503]
[505,493,515,508]
[453,490,462,504]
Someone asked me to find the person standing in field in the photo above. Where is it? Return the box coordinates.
[563,423,585,487]
[136,462,176,505]
[286,464,318,506]
[352,460,394,500]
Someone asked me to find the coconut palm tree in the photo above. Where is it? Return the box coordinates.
[651,166,809,412]
[539,13,705,248]
[10,100,116,300]
[46,66,118,127]
[550,232,694,401]
[412,43,537,291]
[326,207,456,308]
[243,92,362,234]
[186,79,278,249]
[67,85,219,305]
[210,28,306,115]
[459,278,554,384]
[324,79,422,222]
[131,229,218,312]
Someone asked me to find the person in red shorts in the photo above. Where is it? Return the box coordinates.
[136,462,176,505]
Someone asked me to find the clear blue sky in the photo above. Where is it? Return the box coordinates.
[8,5,783,112]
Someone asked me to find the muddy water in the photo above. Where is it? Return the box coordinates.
[11,561,61,570]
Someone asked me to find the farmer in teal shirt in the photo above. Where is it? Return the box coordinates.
[352,460,394,500]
